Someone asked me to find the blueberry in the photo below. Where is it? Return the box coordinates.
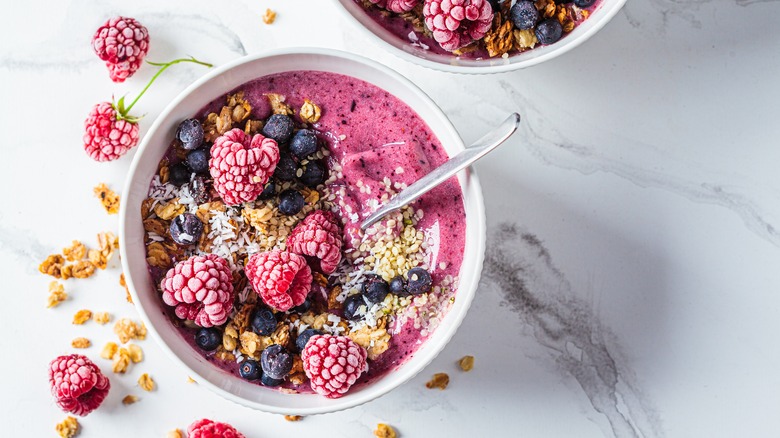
[389,275,407,296]
[176,118,204,150]
[295,328,323,352]
[262,114,294,143]
[406,267,432,295]
[535,18,563,45]
[194,327,221,351]
[257,180,276,200]
[289,129,319,160]
[274,153,297,181]
[261,373,284,387]
[298,160,327,188]
[362,275,389,304]
[169,162,191,186]
[278,189,304,216]
[343,294,367,321]
[239,359,262,381]
[250,308,277,336]
[187,176,209,204]
[574,0,595,7]
[186,147,210,174]
[170,213,204,245]
[261,344,293,379]
[510,1,539,30]
[292,296,311,314]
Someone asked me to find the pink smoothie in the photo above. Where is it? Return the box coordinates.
[147,70,466,394]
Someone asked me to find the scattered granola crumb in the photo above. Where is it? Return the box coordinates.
[72,310,92,325]
[425,373,449,390]
[127,344,144,363]
[55,416,79,438]
[138,373,155,392]
[187,376,197,384]
[262,8,276,24]
[167,429,184,438]
[122,395,139,405]
[62,260,97,279]
[94,183,121,214]
[113,348,131,373]
[39,254,65,278]
[100,342,119,360]
[457,355,475,372]
[374,423,397,438]
[299,99,321,124]
[93,312,111,325]
[284,415,303,422]
[71,338,91,349]
[47,281,68,308]
[265,93,293,115]
[120,273,133,303]
[114,318,145,343]
[62,240,87,262]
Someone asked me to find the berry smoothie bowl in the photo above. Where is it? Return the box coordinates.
[334,0,627,73]
[119,49,485,414]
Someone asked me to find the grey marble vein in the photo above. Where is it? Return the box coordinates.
[494,79,780,249]
[483,223,662,438]
[0,223,51,271]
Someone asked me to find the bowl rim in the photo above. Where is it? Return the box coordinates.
[119,47,486,415]
[332,0,628,74]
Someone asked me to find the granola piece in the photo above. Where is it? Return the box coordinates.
[262,8,277,24]
[146,241,171,269]
[271,323,290,349]
[214,346,236,362]
[514,29,538,50]
[239,331,263,357]
[348,324,390,360]
[62,240,87,261]
[483,13,514,58]
[55,416,79,438]
[284,415,303,422]
[101,342,119,360]
[299,99,321,124]
[229,94,252,123]
[138,373,155,392]
[121,395,139,405]
[374,424,397,438]
[425,373,449,390]
[216,106,233,134]
[72,310,92,325]
[71,338,91,349]
[94,183,120,214]
[302,187,320,205]
[154,200,185,221]
[143,217,168,236]
[265,93,293,116]
[245,119,263,136]
[223,323,239,351]
[39,254,65,278]
[127,344,144,363]
[113,348,131,373]
[141,198,155,219]
[458,355,475,372]
[63,260,96,279]
[327,285,342,310]
[167,429,184,438]
[47,281,68,308]
[187,376,196,384]
[288,372,307,385]
[93,312,111,325]
[242,205,275,230]
[233,303,256,334]
[202,112,220,142]
[114,318,144,344]
[120,273,133,303]
[563,19,575,33]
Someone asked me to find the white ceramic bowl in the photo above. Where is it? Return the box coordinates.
[334,0,627,74]
[119,48,486,415]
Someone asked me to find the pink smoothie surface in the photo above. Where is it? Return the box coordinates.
[149,70,467,393]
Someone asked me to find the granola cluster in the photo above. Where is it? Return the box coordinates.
[39,233,118,280]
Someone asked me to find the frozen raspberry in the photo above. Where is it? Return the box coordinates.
[245,250,312,312]
[92,16,150,82]
[187,419,245,438]
[160,254,234,327]
[369,0,420,13]
[48,354,110,416]
[287,210,343,274]
[83,101,139,161]
[209,128,280,206]
[301,334,368,399]
[423,0,494,51]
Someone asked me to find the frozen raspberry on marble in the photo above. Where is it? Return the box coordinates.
[369,0,420,13]
[287,210,343,274]
[245,250,312,312]
[48,354,110,416]
[160,254,234,327]
[209,128,280,206]
[423,0,494,51]
[301,334,368,399]
[83,102,139,161]
[187,419,245,438]
[92,16,150,82]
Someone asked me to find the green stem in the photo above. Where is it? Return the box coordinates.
[120,56,213,116]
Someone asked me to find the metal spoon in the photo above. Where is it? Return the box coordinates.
[360,113,521,230]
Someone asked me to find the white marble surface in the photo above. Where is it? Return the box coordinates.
[2,0,779,436]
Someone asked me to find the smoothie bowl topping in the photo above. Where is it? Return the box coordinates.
[141,70,466,399]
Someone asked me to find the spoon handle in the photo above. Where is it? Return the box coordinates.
[360,113,521,230]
